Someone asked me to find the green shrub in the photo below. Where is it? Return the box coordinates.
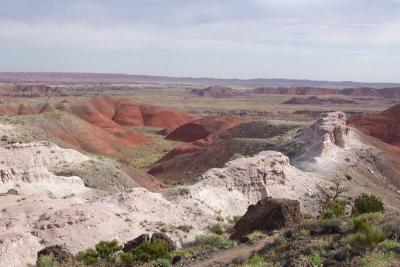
[36,256,53,267]
[120,252,134,263]
[320,199,346,219]
[307,249,323,267]
[219,238,234,248]
[76,248,98,265]
[95,239,121,260]
[210,223,224,235]
[241,255,269,267]
[345,217,386,251]
[352,194,384,215]
[131,240,170,262]
[157,258,170,267]
[384,240,400,251]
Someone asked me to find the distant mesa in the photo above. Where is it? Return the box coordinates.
[247,86,400,98]
[283,96,355,105]
[247,87,338,95]
[191,86,238,97]
[0,84,69,98]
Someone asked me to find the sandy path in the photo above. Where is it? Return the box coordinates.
[190,236,273,267]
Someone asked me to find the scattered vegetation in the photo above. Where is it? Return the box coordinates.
[76,239,170,266]
[231,193,399,267]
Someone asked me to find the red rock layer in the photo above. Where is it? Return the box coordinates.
[348,104,400,147]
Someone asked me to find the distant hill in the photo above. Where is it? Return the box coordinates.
[1,72,399,88]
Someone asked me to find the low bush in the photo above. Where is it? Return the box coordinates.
[384,240,400,251]
[177,224,192,233]
[320,199,346,219]
[195,234,221,247]
[307,249,323,267]
[352,194,384,215]
[194,234,233,249]
[36,256,53,267]
[380,219,400,240]
[318,218,341,234]
[131,240,170,262]
[344,217,386,252]
[76,248,98,265]
[241,255,269,267]
[210,223,224,235]
[95,239,121,260]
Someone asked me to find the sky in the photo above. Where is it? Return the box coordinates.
[1,0,400,82]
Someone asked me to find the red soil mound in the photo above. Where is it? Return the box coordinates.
[166,116,245,142]
[149,120,295,183]
[348,104,400,147]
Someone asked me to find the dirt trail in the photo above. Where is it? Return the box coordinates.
[189,236,273,267]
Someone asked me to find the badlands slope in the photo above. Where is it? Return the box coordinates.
[1,110,400,266]
[0,96,200,156]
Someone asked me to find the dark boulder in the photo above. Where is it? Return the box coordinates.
[36,245,75,265]
[122,233,150,252]
[151,232,176,251]
[230,198,301,240]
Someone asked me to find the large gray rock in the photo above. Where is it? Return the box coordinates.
[122,233,150,252]
[230,197,301,240]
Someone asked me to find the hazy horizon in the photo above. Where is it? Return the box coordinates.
[1,0,400,82]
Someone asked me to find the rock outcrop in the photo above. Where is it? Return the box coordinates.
[230,198,300,240]
[299,112,350,158]
[192,150,325,215]
[123,234,150,252]
[37,245,76,266]
[0,141,89,196]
